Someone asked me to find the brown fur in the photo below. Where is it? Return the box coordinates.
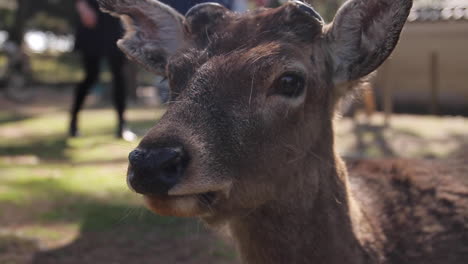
[348,159,468,263]
[97,0,468,263]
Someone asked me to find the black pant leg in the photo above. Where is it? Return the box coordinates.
[108,51,127,131]
[70,53,101,133]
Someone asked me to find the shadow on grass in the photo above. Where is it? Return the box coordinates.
[4,176,193,232]
[0,112,32,125]
[0,177,237,264]
[344,123,396,159]
[2,178,188,232]
[31,207,237,264]
[0,106,238,263]
[33,202,236,264]
[0,136,67,160]
[31,216,236,264]
[0,115,157,162]
[69,116,157,139]
[0,135,68,161]
[128,118,160,136]
[71,158,129,166]
[0,234,38,263]
[448,134,468,159]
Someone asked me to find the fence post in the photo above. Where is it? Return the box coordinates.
[381,61,392,127]
[429,52,439,115]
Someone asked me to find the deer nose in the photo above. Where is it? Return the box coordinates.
[127,147,188,195]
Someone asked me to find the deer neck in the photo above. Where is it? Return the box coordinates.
[228,149,372,264]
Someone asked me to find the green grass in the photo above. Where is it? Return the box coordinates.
[0,55,6,71]
[0,108,154,219]
[0,108,160,205]
[0,107,237,263]
[1,52,156,89]
[30,53,85,84]
[1,53,83,85]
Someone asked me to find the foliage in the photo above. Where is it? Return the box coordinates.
[0,0,76,36]
[0,8,14,30]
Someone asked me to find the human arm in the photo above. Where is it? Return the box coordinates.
[76,0,97,28]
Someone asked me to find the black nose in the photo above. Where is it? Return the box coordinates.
[127,147,188,195]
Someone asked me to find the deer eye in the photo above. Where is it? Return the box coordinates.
[274,73,305,98]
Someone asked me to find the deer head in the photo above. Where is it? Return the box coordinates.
[98,0,412,222]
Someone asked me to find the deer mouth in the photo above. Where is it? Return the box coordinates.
[143,191,221,217]
[198,191,218,205]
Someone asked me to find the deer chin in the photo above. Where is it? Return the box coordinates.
[142,175,233,217]
[143,191,222,217]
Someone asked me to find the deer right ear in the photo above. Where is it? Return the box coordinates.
[185,3,231,46]
[325,0,412,86]
[98,0,187,75]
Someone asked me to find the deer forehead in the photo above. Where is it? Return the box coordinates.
[168,41,314,95]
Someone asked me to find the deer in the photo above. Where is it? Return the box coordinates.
[97,0,468,263]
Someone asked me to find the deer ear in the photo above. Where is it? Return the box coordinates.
[278,1,324,42]
[326,0,412,85]
[185,3,231,46]
[98,0,187,75]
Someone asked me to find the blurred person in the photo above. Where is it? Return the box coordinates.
[254,0,269,6]
[160,0,233,14]
[71,0,136,141]
[255,0,285,8]
[233,0,249,12]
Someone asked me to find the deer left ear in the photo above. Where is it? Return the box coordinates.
[326,0,413,85]
[97,0,187,76]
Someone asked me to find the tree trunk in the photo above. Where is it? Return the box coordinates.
[9,0,31,45]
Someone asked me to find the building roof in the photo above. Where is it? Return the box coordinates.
[408,0,468,22]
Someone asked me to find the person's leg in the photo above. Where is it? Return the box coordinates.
[108,51,133,139]
[70,53,100,137]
